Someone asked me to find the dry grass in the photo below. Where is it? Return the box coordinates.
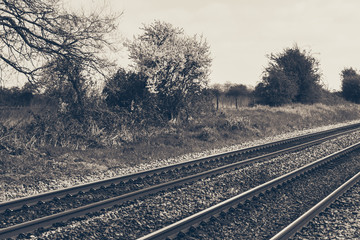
[224,103,360,134]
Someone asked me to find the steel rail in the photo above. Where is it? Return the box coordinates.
[1,123,359,213]
[270,171,360,240]
[137,142,360,240]
[1,138,360,239]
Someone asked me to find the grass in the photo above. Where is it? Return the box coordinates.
[1,103,360,198]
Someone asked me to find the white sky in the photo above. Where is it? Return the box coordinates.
[56,1,360,90]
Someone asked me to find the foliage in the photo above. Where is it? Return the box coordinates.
[103,67,167,129]
[255,68,298,106]
[103,68,148,111]
[225,84,250,109]
[208,84,223,110]
[319,89,347,105]
[184,88,215,121]
[226,84,249,97]
[207,83,254,109]
[256,45,322,105]
[38,57,94,118]
[126,20,212,121]
[341,68,360,103]
[0,86,33,107]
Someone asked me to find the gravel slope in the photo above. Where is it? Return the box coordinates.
[1,120,360,202]
[2,129,360,229]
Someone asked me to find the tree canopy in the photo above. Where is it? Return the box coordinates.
[341,67,360,103]
[255,68,298,106]
[226,84,249,109]
[126,20,212,120]
[255,45,322,106]
[103,68,148,111]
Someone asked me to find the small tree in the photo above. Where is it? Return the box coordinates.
[126,20,212,121]
[255,68,298,106]
[0,0,119,115]
[225,84,249,109]
[208,84,223,110]
[256,45,322,105]
[39,57,90,117]
[341,67,358,79]
[103,68,148,111]
[341,68,360,103]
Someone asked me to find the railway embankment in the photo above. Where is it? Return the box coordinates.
[1,103,360,202]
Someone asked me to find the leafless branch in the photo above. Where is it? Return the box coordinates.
[0,0,121,84]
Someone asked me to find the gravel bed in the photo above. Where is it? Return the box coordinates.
[2,130,360,229]
[1,120,360,203]
[291,178,360,240]
[21,133,360,239]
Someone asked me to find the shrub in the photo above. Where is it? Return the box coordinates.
[341,68,360,103]
[256,45,322,105]
[255,68,298,106]
[103,68,148,111]
[126,20,212,121]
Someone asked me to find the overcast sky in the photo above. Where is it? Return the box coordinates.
[67,0,360,91]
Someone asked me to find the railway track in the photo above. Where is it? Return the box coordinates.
[1,123,359,213]
[0,123,360,239]
[270,171,360,240]
[138,142,360,240]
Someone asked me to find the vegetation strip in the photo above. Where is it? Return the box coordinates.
[270,171,360,240]
[2,123,358,212]
[137,142,360,240]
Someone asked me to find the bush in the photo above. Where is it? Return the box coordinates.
[0,87,33,107]
[126,20,212,121]
[255,69,298,106]
[103,68,148,111]
[256,45,322,106]
[194,127,218,142]
[319,89,347,105]
[341,68,360,103]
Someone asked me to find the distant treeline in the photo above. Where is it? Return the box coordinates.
[0,83,55,108]
[0,86,33,107]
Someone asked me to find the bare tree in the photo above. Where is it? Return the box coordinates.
[0,0,119,84]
